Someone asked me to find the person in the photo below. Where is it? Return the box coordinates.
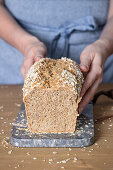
[0,0,113,114]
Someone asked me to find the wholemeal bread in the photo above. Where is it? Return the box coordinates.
[22,57,84,133]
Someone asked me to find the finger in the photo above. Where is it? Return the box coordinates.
[39,42,47,56]
[25,44,47,59]
[21,67,27,80]
[35,44,47,57]
[80,53,94,72]
[80,65,97,97]
[34,47,47,62]
[81,63,103,97]
[79,78,101,114]
[34,54,44,62]
[37,46,47,56]
[22,57,34,79]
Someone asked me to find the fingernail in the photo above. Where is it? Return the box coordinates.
[79,107,83,114]
[80,64,88,72]
[35,56,43,61]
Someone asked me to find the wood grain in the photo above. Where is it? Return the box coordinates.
[0,84,113,170]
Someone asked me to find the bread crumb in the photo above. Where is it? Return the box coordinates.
[26,152,30,156]
[21,160,24,163]
[8,150,13,154]
[73,157,78,162]
[15,103,21,107]
[69,148,72,151]
[57,158,70,164]
[0,106,4,110]
[53,151,57,154]
[109,124,112,127]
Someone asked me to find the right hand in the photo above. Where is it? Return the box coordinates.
[21,37,47,79]
[78,39,108,114]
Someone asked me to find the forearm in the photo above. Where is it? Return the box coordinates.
[98,0,113,57]
[98,16,113,57]
[0,2,38,55]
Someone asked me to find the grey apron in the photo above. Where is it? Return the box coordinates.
[0,0,112,84]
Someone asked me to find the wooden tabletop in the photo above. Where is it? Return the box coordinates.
[0,84,113,170]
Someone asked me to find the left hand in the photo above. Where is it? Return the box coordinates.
[20,37,47,79]
[79,39,108,114]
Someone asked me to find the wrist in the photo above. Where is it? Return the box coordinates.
[96,38,113,58]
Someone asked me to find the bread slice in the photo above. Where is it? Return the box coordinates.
[22,57,84,133]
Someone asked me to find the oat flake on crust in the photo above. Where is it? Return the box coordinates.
[22,57,84,99]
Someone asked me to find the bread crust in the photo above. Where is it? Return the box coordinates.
[23,57,84,99]
[22,57,84,134]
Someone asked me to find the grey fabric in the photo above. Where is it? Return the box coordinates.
[0,0,112,84]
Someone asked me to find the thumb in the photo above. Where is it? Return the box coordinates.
[80,54,93,73]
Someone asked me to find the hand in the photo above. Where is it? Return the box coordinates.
[21,37,47,79]
[79,39,109,114]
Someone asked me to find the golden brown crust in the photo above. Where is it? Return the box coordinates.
[22,57,84,100]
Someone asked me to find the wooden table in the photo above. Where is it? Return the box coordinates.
[0,84,113,170]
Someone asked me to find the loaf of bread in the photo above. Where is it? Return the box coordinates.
[22,57,84,133]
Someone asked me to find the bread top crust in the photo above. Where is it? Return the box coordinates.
[22,57,84,99]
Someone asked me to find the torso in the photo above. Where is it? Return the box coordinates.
[5,0,110,28]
